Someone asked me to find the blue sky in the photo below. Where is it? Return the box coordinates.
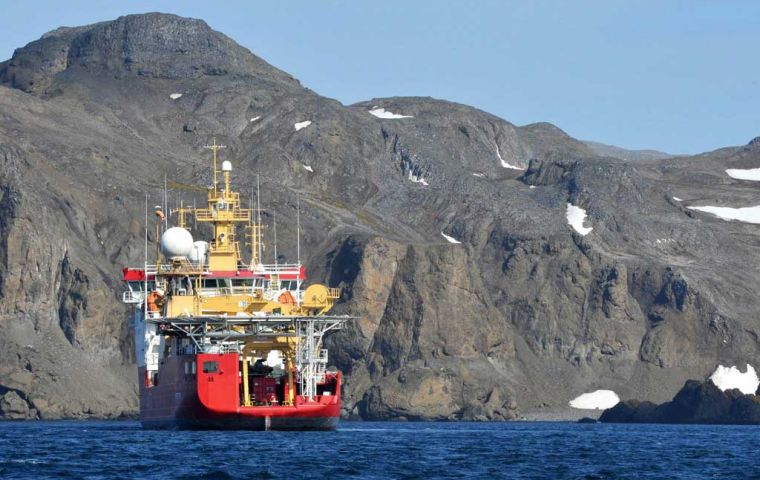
[2,1,758,154]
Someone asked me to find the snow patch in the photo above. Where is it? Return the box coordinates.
[496,145,522,170]
[569,390,620,410]
[673,197,683,202]
[688,205,760,224]
[408,171,429,186]
[441,232,461,244]
[302,164,314,173]
[566,203,593,235]
[368,108,413,119]
[709,364,759,394]
[250,116,261,122]
[726,168,760,181]
[294,121,312,131]
[169,93,183,100]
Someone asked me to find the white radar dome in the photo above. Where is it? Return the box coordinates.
[160,227,194,258]
[222,160,232,171]
[188,241,209,266]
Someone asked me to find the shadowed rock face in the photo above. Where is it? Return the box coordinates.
[0,13,759,420]
[599,380,760,424]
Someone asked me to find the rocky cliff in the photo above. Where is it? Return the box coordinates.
[0,13,758,420]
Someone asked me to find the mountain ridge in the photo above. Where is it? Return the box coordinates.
[582,140,677,161]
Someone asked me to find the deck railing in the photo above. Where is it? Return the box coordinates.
[122,291,144,304]
[195,209,250,222]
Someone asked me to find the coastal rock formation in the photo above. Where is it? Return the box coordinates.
[599,380,760,424]
[0,13,759,420]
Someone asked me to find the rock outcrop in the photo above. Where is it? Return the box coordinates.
[0,13,759,420]
[599,380,760,424]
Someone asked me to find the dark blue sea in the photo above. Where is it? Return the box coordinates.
[0,420,758,479]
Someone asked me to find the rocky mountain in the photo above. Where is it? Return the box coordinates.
[583,140,676,161]
[0,13,759,421]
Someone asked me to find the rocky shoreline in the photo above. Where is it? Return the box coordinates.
[600,380,760,424]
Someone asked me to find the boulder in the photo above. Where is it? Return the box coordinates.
[0,390,30,419]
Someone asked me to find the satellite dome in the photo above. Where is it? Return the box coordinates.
[160,227,194,258]
[188,241,209,266]
[222,160,232,171]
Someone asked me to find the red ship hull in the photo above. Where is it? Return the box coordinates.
[139,353,341,430]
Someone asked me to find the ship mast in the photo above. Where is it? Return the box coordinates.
[245,177,265,269]
[205,138,226,198]
[194,137,252,271]
[123,138,351,417]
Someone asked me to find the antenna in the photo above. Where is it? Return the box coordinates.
[144,193,148,266]
[296,196,301,308]
[179,198,185,229]
[273,210,278,267]
[163,174,168,227]
[144,193,149,321]
[297,196,301,267]
[246,186,261,267]
[250,188,259,270]
[256,174,262,265]
[203,137,227,197]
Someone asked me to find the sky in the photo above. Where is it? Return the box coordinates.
[1,0,758,154]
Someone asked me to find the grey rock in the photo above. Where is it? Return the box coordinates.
[0,390,30,419]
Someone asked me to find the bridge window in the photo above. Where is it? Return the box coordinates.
[127,281,155,292]
[282,280,299,290]
[203,361,218,373]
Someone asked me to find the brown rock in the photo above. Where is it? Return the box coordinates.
[0,390,30,419]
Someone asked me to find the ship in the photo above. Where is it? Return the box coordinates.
[121,139,350,430]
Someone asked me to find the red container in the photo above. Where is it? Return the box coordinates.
[252,377,277,404]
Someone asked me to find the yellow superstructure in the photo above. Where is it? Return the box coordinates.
[153,137,340,319]
[149,138,341,405]
[196,139,251,272]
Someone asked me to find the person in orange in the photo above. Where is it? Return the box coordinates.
[278,290,295,305]
[146,288,165,317]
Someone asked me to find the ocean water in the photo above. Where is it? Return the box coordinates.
[0,420,758,479]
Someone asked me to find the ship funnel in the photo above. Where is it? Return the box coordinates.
[160,227,194,258]
[222,160,232,172]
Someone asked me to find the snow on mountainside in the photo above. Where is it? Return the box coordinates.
[709,365,759,395]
